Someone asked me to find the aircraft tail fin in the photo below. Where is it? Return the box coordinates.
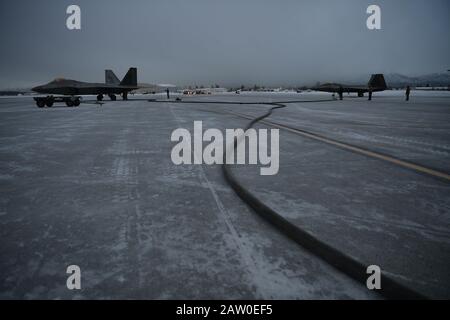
[368,74,387,89]
[120,68,137,86]
[105,70,120,85]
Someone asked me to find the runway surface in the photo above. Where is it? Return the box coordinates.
[0,91,449,299]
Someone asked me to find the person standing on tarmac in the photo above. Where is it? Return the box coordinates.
[368,88,373,101]
[338,86,343,100]
[405,86,411,101]
[166,88,170,99]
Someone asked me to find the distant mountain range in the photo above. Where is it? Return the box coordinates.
[325,73,450,89]
[0,90,29,96]
[385,73,450,87]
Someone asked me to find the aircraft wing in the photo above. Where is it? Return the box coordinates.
[312,84,369,93]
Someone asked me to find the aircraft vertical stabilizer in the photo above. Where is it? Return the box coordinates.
[120,68,137,86]
[368,74,387,89]
[105,70,120,85]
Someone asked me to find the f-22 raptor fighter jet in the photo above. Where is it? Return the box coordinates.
[312,74,387,98]
[32,68,138,108]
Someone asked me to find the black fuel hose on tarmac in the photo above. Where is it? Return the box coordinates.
[221,102,427,300]
[150,97,427,299]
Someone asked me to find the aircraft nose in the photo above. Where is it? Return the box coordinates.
[32,85,43,93]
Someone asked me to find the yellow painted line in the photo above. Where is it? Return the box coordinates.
[228,111,450,182]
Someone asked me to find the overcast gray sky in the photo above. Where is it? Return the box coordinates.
[0,0,449,88]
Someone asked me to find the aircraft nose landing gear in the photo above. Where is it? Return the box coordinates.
[108,94,117,101]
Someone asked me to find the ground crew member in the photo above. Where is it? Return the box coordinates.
[338,86,343,100]
[368,88,373,101]
[405,86,411,101]
[166,88,170,99]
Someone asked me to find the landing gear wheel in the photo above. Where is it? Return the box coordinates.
[36,100,45,108]
[66,100,74,107]
[73,99,81,107]
[45,99,54,107]
[97,94,104,101]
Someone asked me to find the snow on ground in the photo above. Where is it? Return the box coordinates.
[0,91,449,299]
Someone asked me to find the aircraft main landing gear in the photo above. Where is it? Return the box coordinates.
[97,94,104,101]
[122,92,128,100]
[109,94,117,101]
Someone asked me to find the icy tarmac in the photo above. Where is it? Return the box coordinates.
[0,91,449,299]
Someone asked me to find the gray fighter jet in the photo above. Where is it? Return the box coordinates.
[32,68,138,107]
[312,74,387,98]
